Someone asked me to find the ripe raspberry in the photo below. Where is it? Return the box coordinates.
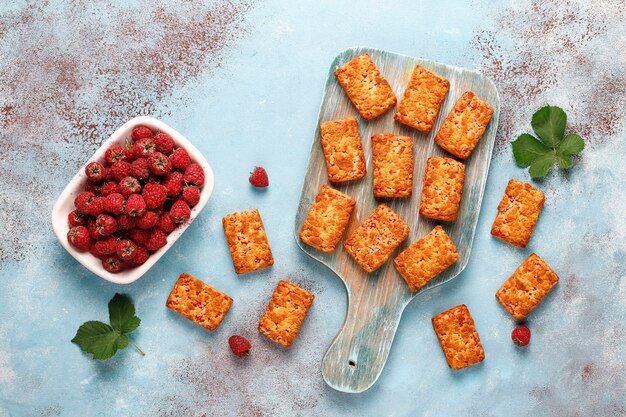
[136,210,159,229]
[130,228,149,245]
[154,132,175,155]
[228,335,251,357]
[130,158,150,179]
[132,245,150,264]
[84,180,100,195]
[85,161,106,182]
[100,181,118,197]
[87,217,100,240]
[182,186,200,207]
[122,139,136,163]
[87,197,106,216]
[102,255,123,273]
[116,239,138,261]
[162,171,184,197]
[183,163,204,186]
[145,228,167,251]
[68,209,85,228]
[125,194,146,217]
[147,152,172,176]
[96,214,118,237]
[74,191,96,213]
[104,145,125,165]
[155,212,177,233]
[169,147,191,170]
[104,193,125,215]
[93,236,118,255]
[117,176,141,198]
[67,226,91,251]
[132,138,156,158]
[110,161,132,182]
[131,125,154,142]
[512,325,531,346]
[142,182,168,209]
[116,213,136,230]
[170,200,191,224]
[249,166,269,188]
[89,244,103,259]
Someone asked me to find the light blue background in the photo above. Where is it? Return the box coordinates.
[1,0,625,416]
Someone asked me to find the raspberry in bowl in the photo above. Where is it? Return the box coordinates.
[51,116,215,284]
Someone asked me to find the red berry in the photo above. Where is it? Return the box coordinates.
[87,217,100,240]
[83,180,100,195]
[117,176,141,198]
[67,226,91,251]
[132,138,156,158]
[145,228,167,251]
[68,209,85,228]
[87,197,106,216]
[130,228,149,245]
[228,335,251,357]
[89,244,103,259]
[132,245,150,264]
[85,161,106,182]
[104,145,125,165]
[169,148,191,170]
[170,200,191,224]
[116,213,137,230]
[155,212,177,233]
[74,191,96,213]
[93,237,118,255]
[154,132,175,155]
[104,193,125,215]
[147,152,172,176]
[182,186,200,207]
[116,239,138,261]
[96,214,117,237]
[122,139,136,162]
[162,171,184,197]
[184,163,204,186]
[142,182,168,209]
[512,325,531,346]
[102,255,123,273]
[110,161,132,182]
[125,194,146,217]
[249,166,269,187]
[130,158,150,179]
[100,181,118,197]
[136,210,159,229]
[131,125,153,142]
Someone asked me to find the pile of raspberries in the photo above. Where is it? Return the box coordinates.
[66,125,204,273]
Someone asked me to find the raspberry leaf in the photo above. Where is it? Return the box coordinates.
[528,154,555,179]
[531,105,567,148]
[512,134,551,167]
[556,154,573,169]
[109,293,141,334]
[558,133,585,155]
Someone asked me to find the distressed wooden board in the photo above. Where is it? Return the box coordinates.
[294,47,500,393]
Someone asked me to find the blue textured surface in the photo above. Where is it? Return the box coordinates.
[0,0,625,416]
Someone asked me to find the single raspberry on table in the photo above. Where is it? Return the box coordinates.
[110,161,132,182]
[228,335,251,357]
[85,161,106,182]
[86,197,106,216]
[68,209,85,228]
[116,239,138,261]
[182,185,200,207]
[131,125,154,142]
[116,213,137,230]
[183,163,204,186]
[136,210,159,229]
[102,255,123,273]
[132,138,156,158]
[129,228,149,245]
[162,171,184,197]
[93,236,118,255]
[125,194,146,217]
[130,158,150,179]
[117,176,141,198]
[169,147,191,170]
[132,245,150,265]
[512,325,531,346]
[155,212,177,233]
[154,132,175,155]
[142,182,168,209]
[249,166,269,188]
[67,226,91,251]
[100,181,118,197]
[170,200,191,224]
[74,191,96,213]
[96,214,118,237]
[104,145,125,165]
[104,193,125,215]
[145,228,167,251]
[147,152,172,176]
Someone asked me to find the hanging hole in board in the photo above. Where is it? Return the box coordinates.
[348,360,356,368]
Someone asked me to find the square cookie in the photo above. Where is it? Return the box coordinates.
[394,66,450,132]
[496,253,559,320]
[258,280,315,347]
[222,209,274,274]
[435,91,494,159]
[372,133,414,198]
[343,204,410,272]
[166,273,233,331]
[334,54,397,120]
[299,185,356,252]
[432,304,485,370]
[491,179,545,248]
[320,117,367,182]
[419,157,465,221]
[394,226,459,292]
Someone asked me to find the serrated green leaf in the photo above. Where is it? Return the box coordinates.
[71,321,129,360]
[531,106,567,148]
[528,154,555,178]
[558,133,585,155]
[556,154,572,169]
[109,293,141,334]
[511,134,551,167]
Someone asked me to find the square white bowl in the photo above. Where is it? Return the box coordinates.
[51,116,214,285]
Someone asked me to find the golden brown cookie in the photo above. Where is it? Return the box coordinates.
[222,209,274,274]
[432,304,485,370]
[372,133,414,198]
[319,117,367,183]
[419,157,465,221]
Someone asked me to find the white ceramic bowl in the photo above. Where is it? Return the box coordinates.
[51,116,214,284]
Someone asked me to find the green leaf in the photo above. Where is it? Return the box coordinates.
[556,154,572,169]
[531,106,567,148]
[511,134,551,167]
[558,133,585,155]
[528,154,555,178]
[71,321,129,360]
[108,293,141,334]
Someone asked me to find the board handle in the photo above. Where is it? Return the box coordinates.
[321,289,406,393]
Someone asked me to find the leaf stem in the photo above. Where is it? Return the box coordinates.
[128,338,145,356]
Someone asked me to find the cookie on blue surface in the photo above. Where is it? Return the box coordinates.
[222,209,274,274]
[432,304,485,370]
